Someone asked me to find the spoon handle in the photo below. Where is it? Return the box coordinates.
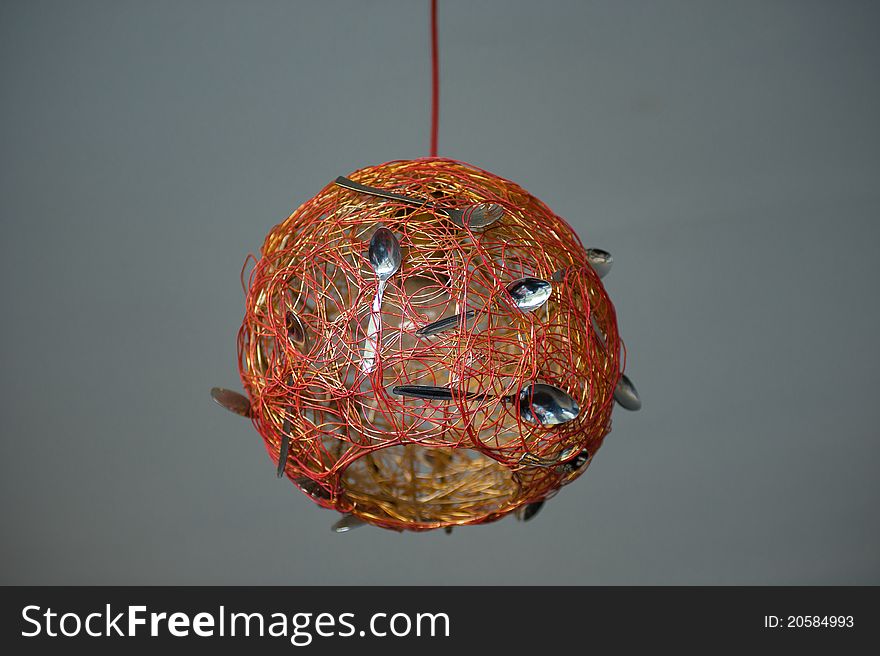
[392,385,483,401]
[415,310,475,337]
[276,427,290,478]
[361,279,386,373]
[335,176,451,218]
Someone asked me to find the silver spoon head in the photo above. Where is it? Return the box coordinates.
[210,387,251,418]
[614,373,642,411]
[368,227,402,281]
[564,448,591,473]
[293,476,332,500]
[332,514,366,533]
[522,500,545,521]
[285,310,309,350]
[462,202,504,229]
[506,277,553,312]
[518,383,580,426]
[586,248,613,279]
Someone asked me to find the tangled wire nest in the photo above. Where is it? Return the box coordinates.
[233,157,629,532]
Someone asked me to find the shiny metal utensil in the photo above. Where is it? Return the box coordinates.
[335,176,504,229]
[293,476,331,500]
[362,227,402,373]
[210,387,252,418]
[506,277,553,312]
[563,448,591,474]
[391,384,478,401]
[551,252,612,282]
[414,276,550,337]
[586,248,613,278]
[276,419,291,478]
[519,444,585,469]
[613,373,642,411]
[285,310,308,351]
[516,383,580,426]
[519,452,561,468]
[415,310,476,337]
[332,514,366,533]
[521,500,544,521]
[392,382,580,426]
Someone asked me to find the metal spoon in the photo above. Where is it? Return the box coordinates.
[276,418,291,478]
[275,323,300,480]
[614,373,642,411]
[415,310,475,338]
[331,514,366,533]
[586,249,613,278]
[563,448,591,474]
[335,176,504,229]
[516,383,580,426]
[506,277,553,312]
[519,444,584,468]
[391,382,580,426]
[293,476,331,500]
[414,277,551,338]
[285,310,308,351]
[521,500,545,521]
[210,387,252,418]
[391,385,478,401]
[362,227,402,373]
[275,373,296,479]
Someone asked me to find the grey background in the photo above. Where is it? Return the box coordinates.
[1,0,878,585]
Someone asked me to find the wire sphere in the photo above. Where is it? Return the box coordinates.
[237,158,624,531]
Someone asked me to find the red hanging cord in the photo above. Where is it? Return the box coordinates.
[430,0,439,157]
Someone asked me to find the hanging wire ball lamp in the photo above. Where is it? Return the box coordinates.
[212,157,641,532]
[210,2,640,533]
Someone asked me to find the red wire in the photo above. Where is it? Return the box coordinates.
[430,0,439,157]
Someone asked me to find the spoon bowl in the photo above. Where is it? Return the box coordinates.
[521,500,545,521]
[285,310,309,351]
[369,227,402,281]
[613,373,642,411]
[210,387,252,418]
[517,383,580,426]
[563,448,591,474]
[586,248,613,279]
[455,202,505,229]
[293,477,332,500]
[332,514,366,533]
[506,277,553,312]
